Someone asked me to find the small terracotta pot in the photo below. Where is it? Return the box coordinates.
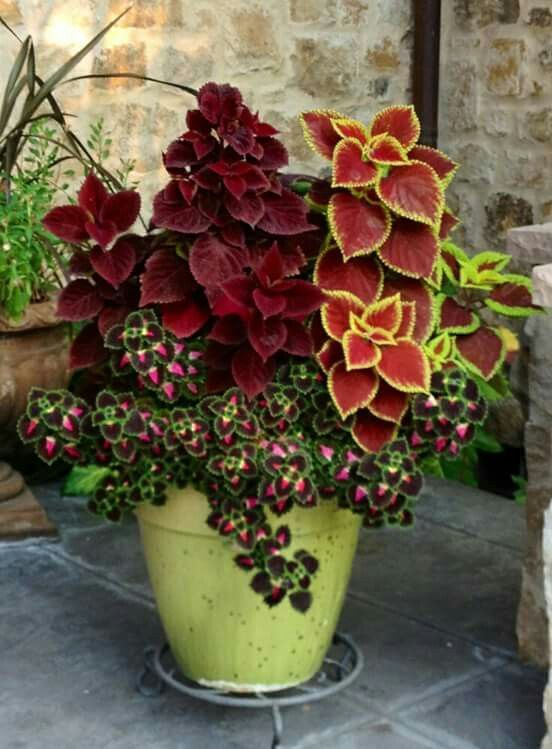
[0,299,69,450]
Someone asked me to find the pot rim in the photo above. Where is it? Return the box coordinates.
[0,296,62,334]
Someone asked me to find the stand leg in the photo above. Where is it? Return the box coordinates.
[136,646,165,697]
[271,705,283,749]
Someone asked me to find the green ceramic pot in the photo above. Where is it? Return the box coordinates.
[136,487,361,692]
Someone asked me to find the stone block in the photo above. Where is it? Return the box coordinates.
[441,61,477,132]
[486,39,525,96]
[485,192,534,250]
[542,505,552,749]
[481,107,513,137]
[92,43,147,89]
[533,264,552,307]
[337,0,370,25]
[289,0,336,23]
[224,7,280,72]
[453,0,520,29]
[507,222,552,267]
[528,6,552,27]
[454,143,494,184]
[0,0,22,25]
[365,37,401,71]
[106,0,184,27]
[503,153,548,189]
[539,45,552,70]
[152,43,214,88]
[292,35,356,98]
[527,109,552,143]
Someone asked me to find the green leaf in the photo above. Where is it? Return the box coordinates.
[421,455,444,478]
[0,36,31,136]
[472,426,503,454]
[440,446,479,487]
[19,8,131,123]
[63,465,111,497]
[512,474,527,505]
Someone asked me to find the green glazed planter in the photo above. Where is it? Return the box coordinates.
[136,487,362,692]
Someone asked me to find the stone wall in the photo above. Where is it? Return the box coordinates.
[439,1,552,253]
[508,223,552,670]
[0,0,413,216]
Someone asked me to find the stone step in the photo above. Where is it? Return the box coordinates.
[0,486,57,540]
[0,463,24,502]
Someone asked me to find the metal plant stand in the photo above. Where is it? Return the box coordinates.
[137,632,364,748]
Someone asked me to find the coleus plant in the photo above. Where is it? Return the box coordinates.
[20,86,541,613]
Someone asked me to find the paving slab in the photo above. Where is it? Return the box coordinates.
[0,546,375,749]
[351,517,522,654]
[1,478,545,748]
[419,477,525,551]
[402,661,547,749]
[305,720,442,749]
[338,597,504,712]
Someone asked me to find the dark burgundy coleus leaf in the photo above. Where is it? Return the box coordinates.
[97,305,133,336]
[162,296,210,338]
[152,180,212,233]
[69,323,107,369]
[189,234,246,288]
[43,173,140,249]
[231,344,276,399]
[57,279,104,321]
[257,188,316,236]
[139,248,197,306]
[89,237,136,288]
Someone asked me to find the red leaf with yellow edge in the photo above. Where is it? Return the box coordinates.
[300,110,343,160]
[321,293,364,341]
[396,301,416,338]
[408,145,458,186]
[378,218,439,280]
[370,105,421,152]
[352,409,398,453]
[455,326,505,380]
[314,246,382,304]
[331,117,370,144]
[368,134,408,165]
[317,340,343,373]
[328,361,378,418]
[332,139,377,188]
[382,278,434,342]
[362,294,402,335]
[366,380,409,423]
[329,193,390,260]
[439,297,479,334]
[377,161,443,227]
[439,209,460,240]
[377,339,430,392]
[343,331,381,370]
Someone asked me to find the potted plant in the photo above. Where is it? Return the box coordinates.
[18,84,541,690]
[0,13,134,459]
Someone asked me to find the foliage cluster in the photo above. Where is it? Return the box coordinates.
[20,84,541,612]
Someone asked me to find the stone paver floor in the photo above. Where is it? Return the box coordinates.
[1,477,546,749]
